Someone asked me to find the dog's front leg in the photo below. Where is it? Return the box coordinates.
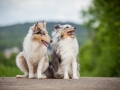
[37,57,46,79]
[64,65,69,79]
[72,59,79,79]
[27,61,34,79]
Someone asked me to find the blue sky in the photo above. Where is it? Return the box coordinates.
[0,0,91,26]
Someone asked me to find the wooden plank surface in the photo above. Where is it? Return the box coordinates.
[0,77,120,90]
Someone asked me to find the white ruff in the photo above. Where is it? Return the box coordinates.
[57,37,79,65]
[23,26,47,65]
[51,24,80,79]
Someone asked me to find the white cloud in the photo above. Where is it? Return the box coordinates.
[0,0,91,26]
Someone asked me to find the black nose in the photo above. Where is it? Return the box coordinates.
[50,40,53,43]
[74,27,76,29]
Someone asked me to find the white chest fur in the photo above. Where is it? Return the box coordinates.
[23,33,47,65]
[57,37,79,64]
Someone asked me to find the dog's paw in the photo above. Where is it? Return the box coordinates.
[16,75,28,78]
[29,74,34,79]
[38,75,46,79]
[64,76,69,79]
[54,74,64,79]
[72,76,79,79]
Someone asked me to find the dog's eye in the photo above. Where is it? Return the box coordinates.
[43,33,45,35]
[66,26,69,28]
[34,30,42,34]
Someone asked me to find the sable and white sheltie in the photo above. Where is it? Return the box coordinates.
[16,21,52,79]
[46,24,80,79]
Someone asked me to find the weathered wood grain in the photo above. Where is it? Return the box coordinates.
[0,77,120,90]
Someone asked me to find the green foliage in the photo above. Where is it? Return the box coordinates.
[79,41,94,76]
[0,52,23,76]
[80,0,120,76]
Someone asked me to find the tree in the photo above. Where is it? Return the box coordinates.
[80,0,120,76]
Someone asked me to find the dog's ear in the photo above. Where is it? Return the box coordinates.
[35,22,39,26]
[43,20,46,28]
[34,22,41,32]
[54,24,60,30]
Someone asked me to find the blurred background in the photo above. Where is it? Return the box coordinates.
[0,0,120,77]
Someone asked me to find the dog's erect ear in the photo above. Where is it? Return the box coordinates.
[35,22,39,26]
[34,22,41,32]
[43,20,46,28]
[54,24,60,30]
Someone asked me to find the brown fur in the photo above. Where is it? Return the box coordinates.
[61,27,76,39]
[19,55,29,72]
[34,22,41,32]
[33,34,50,43]
[33,21,51,44]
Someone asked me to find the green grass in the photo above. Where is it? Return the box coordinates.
[0,64,23,77]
